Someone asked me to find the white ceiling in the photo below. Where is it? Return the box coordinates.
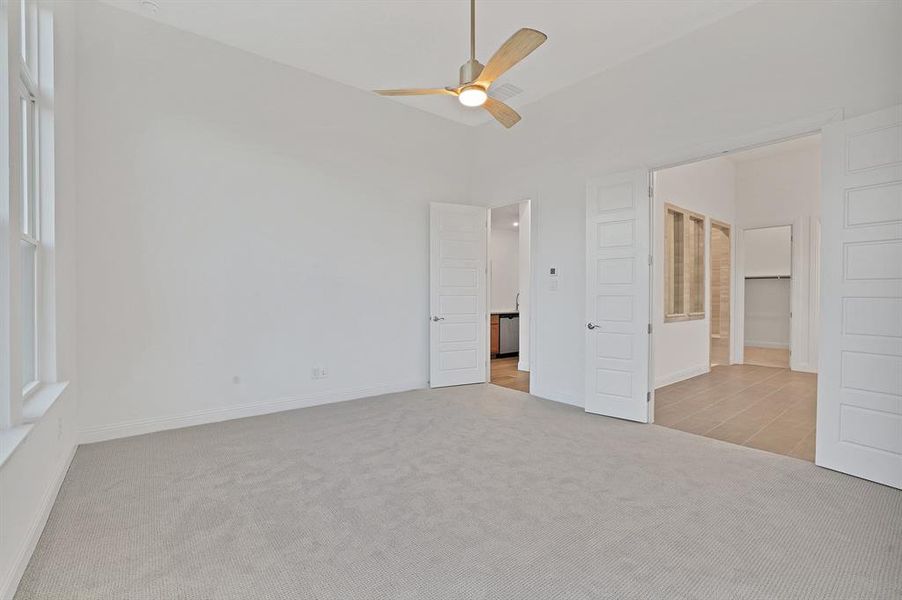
[102,0,757,126]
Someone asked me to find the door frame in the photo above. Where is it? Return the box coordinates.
[709,219,732,366]
[485,197,535,386]
[734,223,794,368]
[646,108,842,422]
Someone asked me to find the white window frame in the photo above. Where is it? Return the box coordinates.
[664,203,706,323]
[2,0,57,430]
[18,83,39,397]
[19,0,40,399]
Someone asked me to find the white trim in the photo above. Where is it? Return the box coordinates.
[0,424,33,470]
[648,109,843,172]
[22,381,67,423]
[655,364,710,389]
[486,196,535,382]
[745,341,790,349]
[80,380,428,444]
[0,442,76,600]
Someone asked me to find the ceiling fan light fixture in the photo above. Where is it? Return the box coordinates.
[458,85,487,107]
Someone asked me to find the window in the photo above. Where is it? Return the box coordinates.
[15,0,45,398]
[664,204,706,322]
[19,92,38,392]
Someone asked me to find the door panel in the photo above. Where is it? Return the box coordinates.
[817,105,902,489]
[585,170,650,422]
[430,203,487,388]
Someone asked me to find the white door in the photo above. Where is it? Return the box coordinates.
[430,202,488,388]
[817,104,902,489]
[585,170,650,422]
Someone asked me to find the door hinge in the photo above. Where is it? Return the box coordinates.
[647,323,652,334]
[648,254,653,266]
[648,185,654,199]
[647,391,652,402]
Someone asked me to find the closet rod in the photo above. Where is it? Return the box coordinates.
[745,275,791,280]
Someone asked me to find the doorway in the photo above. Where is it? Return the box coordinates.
[652,134,820,462]
[489,202,530,392]
[709,221,731,367]
[741,225,792,368]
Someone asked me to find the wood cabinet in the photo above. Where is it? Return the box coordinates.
[490,314,500,356]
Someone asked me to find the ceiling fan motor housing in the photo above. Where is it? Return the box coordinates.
[459,59,485,85]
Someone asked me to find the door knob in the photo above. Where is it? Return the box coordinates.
[431,316,445,322]
[587,322,600,330]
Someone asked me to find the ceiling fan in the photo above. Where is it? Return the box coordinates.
[374,0,547,128]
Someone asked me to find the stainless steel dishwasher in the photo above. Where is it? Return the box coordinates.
[499,314,519,355]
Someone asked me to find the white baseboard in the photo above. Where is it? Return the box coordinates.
[1,443,77,600]
[790,361,818,374]
[655,364,710,389]
[517,360,529,372]
[80,379,427,444]
[745,341,790,349]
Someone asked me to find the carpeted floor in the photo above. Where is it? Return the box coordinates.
[16,384,902,599]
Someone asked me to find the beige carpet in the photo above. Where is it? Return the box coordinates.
[16,384,902,599]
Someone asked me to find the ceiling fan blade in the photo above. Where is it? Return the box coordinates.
[374,88,455,96]
[482,97,521,128]
[476,28,547,87]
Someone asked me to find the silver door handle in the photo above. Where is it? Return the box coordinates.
[587,322,600,330]
[431,316,445,322]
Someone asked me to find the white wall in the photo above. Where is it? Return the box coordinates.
[1,2,79,598]
[74,2,472,441]
[743,226,792,277]
[653,157,735,387]
[736,143,822,371]
[490,227,519,313]
[744,279,791,348]
[742,226,792,350]
[471,0,901,407]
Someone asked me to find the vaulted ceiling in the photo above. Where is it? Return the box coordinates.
[102,0,757,126]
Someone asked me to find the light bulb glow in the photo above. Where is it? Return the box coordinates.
[513,222,519,227]
[458,85,487,107]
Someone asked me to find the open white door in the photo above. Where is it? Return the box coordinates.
[817,105,902,489]
[585,170,650,422]
[429,202,488,388]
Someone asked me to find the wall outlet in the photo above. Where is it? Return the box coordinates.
[312,367,328,379]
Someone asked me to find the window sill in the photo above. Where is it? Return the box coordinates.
[0,423,34,470]
[0,382,69,470]
[664,313,706,323]
[23,381,69,424]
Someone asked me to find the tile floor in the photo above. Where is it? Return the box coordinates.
[655,364,817,461]
[744,346,791,368]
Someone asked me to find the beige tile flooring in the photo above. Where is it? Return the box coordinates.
[744,346,791,368]
[490,357,530,393]
[655,364,817,462]
[710,336,730,366]
[710,338,791,369]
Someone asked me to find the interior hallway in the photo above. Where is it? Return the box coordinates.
[655,364,817,461]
